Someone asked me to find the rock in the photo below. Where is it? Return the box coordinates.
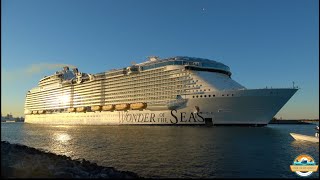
[99,173,109,178]
[54,171,74,178]
[1,141,141,178]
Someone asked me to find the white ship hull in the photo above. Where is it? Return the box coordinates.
[25,88,297,126]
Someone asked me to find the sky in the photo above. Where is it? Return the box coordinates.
[1,0,319,119]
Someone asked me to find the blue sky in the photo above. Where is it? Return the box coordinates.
[1,0,319,119]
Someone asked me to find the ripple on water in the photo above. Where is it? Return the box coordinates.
[1,123,319,178]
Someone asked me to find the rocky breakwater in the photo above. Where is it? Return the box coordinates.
[1,141,140,178]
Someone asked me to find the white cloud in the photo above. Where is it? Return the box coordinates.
[2,63,76,83]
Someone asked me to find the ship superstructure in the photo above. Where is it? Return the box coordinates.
[24,56,298,125]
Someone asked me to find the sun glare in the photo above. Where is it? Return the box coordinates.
[58,95,70,104]
[54,133,71,143]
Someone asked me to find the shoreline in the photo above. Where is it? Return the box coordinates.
[1,141,141,178]
[2,120,318,125]
[269,120,318,125]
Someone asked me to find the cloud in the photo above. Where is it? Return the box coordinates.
[1,63,77,83]
[24,63,76,75]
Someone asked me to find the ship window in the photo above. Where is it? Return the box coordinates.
[213,95,215,97]
[200,95,202,98]
[227,94,229,96]
[222,95,224,96]
[232,94,234,96]
[196,96,198,98]
[204,95,206,97]
[209,95,211,97]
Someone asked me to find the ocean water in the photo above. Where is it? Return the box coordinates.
[1,122,319,178]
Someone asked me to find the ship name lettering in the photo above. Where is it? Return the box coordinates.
[125,113,132,122]
[196,112,205,122]
[132,114,143,122]
[122,113,157,123]
[144,113,149,122]
[170,110,178,124]
[189,112,197,122]
[170,110,205,124]
[150,113,156,122]
[180,112,187,122]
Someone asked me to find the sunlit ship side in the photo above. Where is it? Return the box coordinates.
[24,56,298,126]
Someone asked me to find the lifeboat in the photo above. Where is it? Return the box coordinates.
[68,107,76,112]
[32,110,38,114]
[24,109,32,114]
[38,110,46,114]
[76,107,86,112]
[115,104,129,111]
[91,105,102,111]
[102,105,115,111]
[130,102,147,110]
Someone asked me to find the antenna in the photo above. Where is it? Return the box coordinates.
[292,81,295,88]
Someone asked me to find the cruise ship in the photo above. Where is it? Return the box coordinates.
[24,56,298,126]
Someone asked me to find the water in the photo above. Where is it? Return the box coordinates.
[1,122,319,178]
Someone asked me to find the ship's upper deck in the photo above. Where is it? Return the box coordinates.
[37,56,232,86]
[139,56,232,77]
[105,56,231,77]
[139,56,230,71]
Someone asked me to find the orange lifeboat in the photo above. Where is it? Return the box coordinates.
[115,104,129,111]
[32,110,38,114]
[24,109,32,114]
[68,107,76,112]
[130,102,147,110]
[102,105,115,111]
[38,110,46,114]
[91,105,102,111]
[76,107,86,112]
